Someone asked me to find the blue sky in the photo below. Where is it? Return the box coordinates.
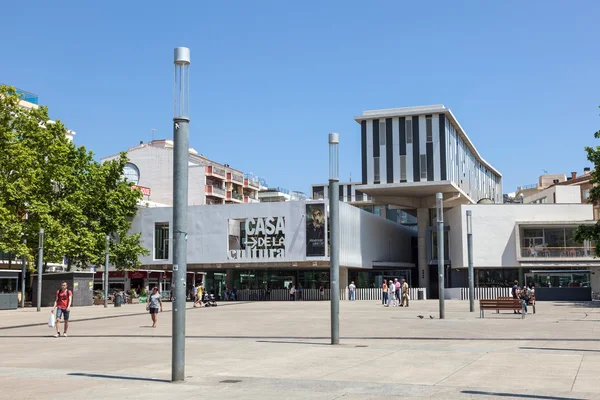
[2,1,599,195]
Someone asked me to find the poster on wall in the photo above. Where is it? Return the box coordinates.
[227,216,286,260]
[306,203,326,257]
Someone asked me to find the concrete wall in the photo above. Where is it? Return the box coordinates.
[445,204,594,269]
[339,202,415,268]
[130,201,415,268]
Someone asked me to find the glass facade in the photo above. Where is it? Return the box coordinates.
[230,269,330,291]
[525,270,590,288]
[476,268,520,287]
[521,227,593,258]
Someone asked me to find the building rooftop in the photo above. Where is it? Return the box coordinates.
[354,104,501,178]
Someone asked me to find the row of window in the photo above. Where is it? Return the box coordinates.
[373,154,420,182]
[376,116,434,147]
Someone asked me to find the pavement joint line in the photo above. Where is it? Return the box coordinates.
[0,301,250,331]
[432,351,489,386]
[570,354,584,393]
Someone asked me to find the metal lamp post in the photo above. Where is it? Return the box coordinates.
[436,193,445,319]
[21,238,26,308]
[172,46,190,382]
[329,133,340,345]
[104,235,110,308]
[36,228,44,312]
[466,210,475,312]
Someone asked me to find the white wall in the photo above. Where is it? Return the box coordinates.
[130,200,415,268]
[524,185,581,204]
[446,204,594,269]
[339,202,415,268]
[104,146,206,206]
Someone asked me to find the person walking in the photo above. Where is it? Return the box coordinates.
[297,284,303,301]
[289,284,296,301]
[192,285,199,307]
[401,279,409,307]
[511,280,521,315]
[388,280,397,307]
[52,281,72,338]
[146,287,163,328]
[382,281,388,306]
[348,281,356,301]
[394,278,401,305]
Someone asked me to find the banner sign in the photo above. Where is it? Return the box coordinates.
[306,203,325,257]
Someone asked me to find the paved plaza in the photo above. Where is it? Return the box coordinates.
[1,299,600,399]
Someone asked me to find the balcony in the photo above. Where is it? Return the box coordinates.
[520,247,593,259]
[227,172,244,184]
[244,195,260,203]
[206,165,226,179]
[226,191,243,203]
[205,185,226,198]
[244,178,261,189]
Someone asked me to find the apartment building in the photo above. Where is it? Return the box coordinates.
[6,85,76,141]
[101,139,261,206]
[258,187,306,203]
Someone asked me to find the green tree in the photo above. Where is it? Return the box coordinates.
[575,106,600,256]
[0,85,148,271]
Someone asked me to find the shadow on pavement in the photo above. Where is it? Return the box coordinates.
[69,372,170,383]
[2,335,600,342]
[551,302,600,308]
[0,302,250,331]
[462,390,583,400]
[520,346,600,353]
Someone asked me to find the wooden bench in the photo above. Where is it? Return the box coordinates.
[498,296,536,314]
[479,299,524,319]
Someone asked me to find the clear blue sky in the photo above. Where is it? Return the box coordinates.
[2,1,599,195]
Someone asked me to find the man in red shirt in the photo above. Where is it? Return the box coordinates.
[52,281,72,338]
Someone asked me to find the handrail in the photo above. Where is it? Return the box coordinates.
[521,246,594,258]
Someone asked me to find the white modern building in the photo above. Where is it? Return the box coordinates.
[445,203,599,300]
[129,200,416,297]
[350,105,502,294]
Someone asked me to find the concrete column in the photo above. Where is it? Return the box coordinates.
[339,267,348,300]
[590,267,600,300]
[417,208,430,294]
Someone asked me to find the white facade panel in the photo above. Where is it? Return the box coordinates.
[392,117,400,183]
[130,200,416,268]
[406,144,413,183]
[445,204,594,269]
[366,121,374,184]
[433,114,441,181]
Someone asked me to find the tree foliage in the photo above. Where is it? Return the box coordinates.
[0,85,148,271]
[574,106,600,256]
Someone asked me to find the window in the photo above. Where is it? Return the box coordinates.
[400,155,407,181]
[420,154,427,179]
[405,119,412,144]
[312,186,325,200]
[583,189,590,200]
[339,185,344,200]
[374,157,380,182]
[426,115,433,142]
[154,223,169,260]
[355,190,365,201]
[379,121,386,146]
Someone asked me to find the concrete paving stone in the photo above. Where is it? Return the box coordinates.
[2,300,600,399]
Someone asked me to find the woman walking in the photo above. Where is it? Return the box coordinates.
[146,287,163,328]
[382,281,388,306]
